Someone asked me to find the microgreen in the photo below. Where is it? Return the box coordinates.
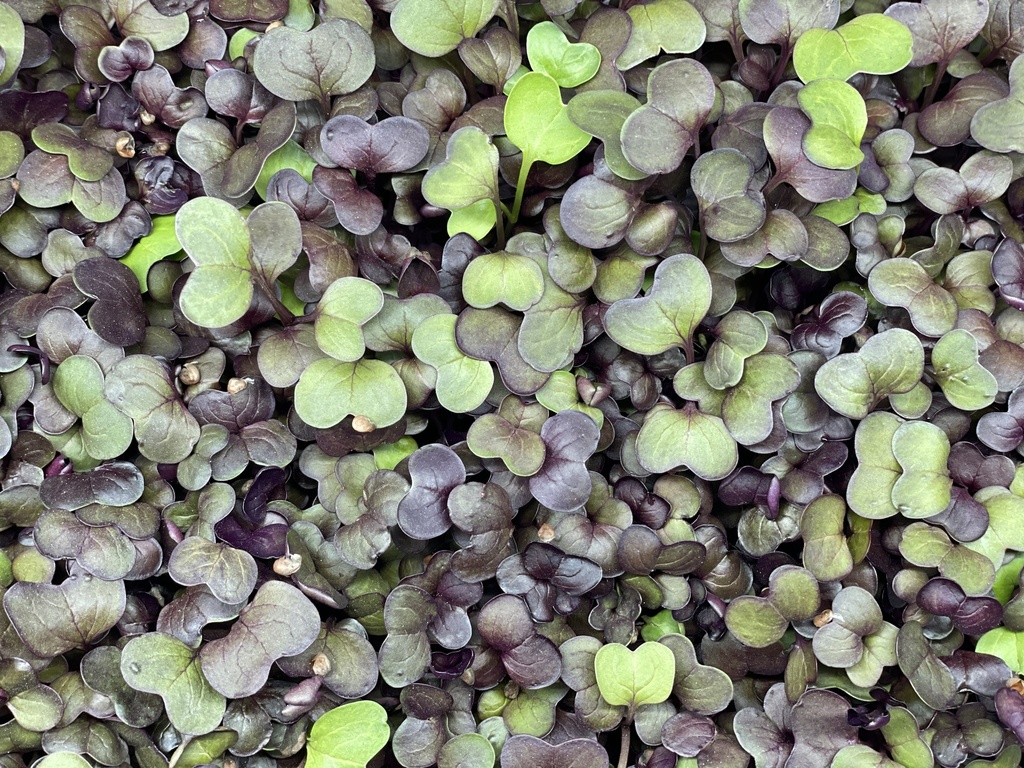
[7,2,1024,767]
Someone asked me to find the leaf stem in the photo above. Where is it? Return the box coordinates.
[729,34,745,65]
[258,278,296,325]
[493,197,506,250]
[769,43,791,90]
[921,60,948,110]
[503,0,519,40]
[617,722,631,768]
[763,171,784,195]
[511,154,534,224]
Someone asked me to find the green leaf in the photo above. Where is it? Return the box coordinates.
[966,487,1024,569]
[314,277,385,361]
[462,251,545,311]
[704,310,768,390]
[690,148,766,242]
[421,127,499,211]
[447,198,497,239]
[797,79,867,170]
[111,0,189,51]
[104,355,201,463]
[931,328,998,410]
[604,253,711,355]
[505,71,590,166]
[814,328,924,420]
[846,412,902,519]
[566,90,647,181]
[617,0,706,71]
[868,258,958,338]
[412,313,493,413]
[174,730,238,768]
[175,197,253,328]
[831,744,901,768]
[255,139,316,199]
[635,402,738,481]
[725,596,787,648]
[594,642,676,709]
[306,700,390,768]
[793,13,914,83]
[52,355,133,461]
[390,0,499,57]
[976,627,1024,673]
[971,56,1024,153]
[0,2,25,88]
[373,436,418,471]
[890,421,951,519]
[33,755,91,768]
[295,358,408,429]
[438,733,495,768]
[994,555,1024,604]
[120,632,226,735]
[120,215,182,291]
[526,21,601,88]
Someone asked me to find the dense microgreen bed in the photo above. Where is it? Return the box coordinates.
[8,1,1024,767]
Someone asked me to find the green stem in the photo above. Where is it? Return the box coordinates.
[616,722,631,768]
[511,154,534,224]
[493,197,506,250]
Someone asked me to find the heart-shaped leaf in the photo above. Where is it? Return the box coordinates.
[527,21,601,88]
[320,115,430,175]
[797,79,867,170]
[412,313,493,413]
[914,150,1013,214]
[104,355,201,463]
[566,90,646,181]
[175,197,252,328]
[604,253,711,356]
[421,126,499,212]
[390,0,499,57]
[306,700,390,768]
[885,0,988,72]
[199,580,320,698]
[635,402,738,480]
[931,329,998,410]
[3,569,126,656]
[794,13,913,82]
[167,536,257,605]
[314,277,384,362]
[120,632,226,735]
[690,148,766,242]
[294,358,407,429]
[814,328,924,419]
[500,735,609,768]
[461,251,545,311]
[505,71,590,219]
[972,55,1024,152]
[594,641,676,708]
[466,396,547,476]
[620,58,716,176]
[252,20,374,111]
[617,0,706,71]
[868,258,958,338]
